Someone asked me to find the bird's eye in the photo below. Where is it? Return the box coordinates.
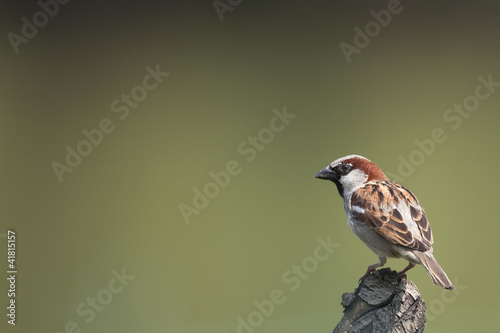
[341,164,351,173]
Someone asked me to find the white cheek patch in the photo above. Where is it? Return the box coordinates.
[341,169,368,196]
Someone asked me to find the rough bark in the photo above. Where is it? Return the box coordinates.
[331,268,426,333]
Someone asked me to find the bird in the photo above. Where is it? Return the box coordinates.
[315,154,454,290]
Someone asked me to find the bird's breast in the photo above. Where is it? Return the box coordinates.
[346,212,400,258]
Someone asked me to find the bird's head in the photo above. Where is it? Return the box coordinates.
[315,154,387,198]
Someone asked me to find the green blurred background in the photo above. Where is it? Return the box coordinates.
[1,1,499,332]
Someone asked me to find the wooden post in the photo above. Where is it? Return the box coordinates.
[332,268,427,333]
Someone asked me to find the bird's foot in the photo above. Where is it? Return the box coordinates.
[359,257,387,283]
[358,268,375,283]
[397,262,415,279]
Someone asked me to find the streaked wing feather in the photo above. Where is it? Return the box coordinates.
[351,181,433,251]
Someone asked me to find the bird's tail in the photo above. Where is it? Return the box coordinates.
[414,251,454,290]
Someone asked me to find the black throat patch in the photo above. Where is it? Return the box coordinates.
[332,179,344,198]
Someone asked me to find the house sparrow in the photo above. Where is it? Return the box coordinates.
[315,154,454,290]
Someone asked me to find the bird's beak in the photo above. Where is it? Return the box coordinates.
[315,166,337,180]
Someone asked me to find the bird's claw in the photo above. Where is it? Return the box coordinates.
[359,270,374,283]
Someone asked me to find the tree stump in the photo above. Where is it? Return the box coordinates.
[331,268,426,333]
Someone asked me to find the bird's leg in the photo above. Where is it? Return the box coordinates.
[398,262,416,279]
[359,256,386,282]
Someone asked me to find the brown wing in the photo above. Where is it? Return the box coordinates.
[350,181,433,252]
